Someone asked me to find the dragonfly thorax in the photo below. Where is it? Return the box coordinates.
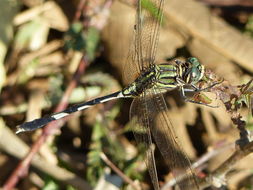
[155,57,205,90]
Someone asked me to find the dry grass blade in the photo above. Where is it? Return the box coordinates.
[0,118,92,190]
[164,0,253,72]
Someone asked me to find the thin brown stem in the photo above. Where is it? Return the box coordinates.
[200,140,253,189]
[100,152,141,190]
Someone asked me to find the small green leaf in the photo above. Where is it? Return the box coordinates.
[64,22,86,51]
[17,59,40,84]
[85,27,100,61]
[42,179,59,190]
[141,0,163,24]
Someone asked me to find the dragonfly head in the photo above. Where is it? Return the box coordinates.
[185,57,205,84]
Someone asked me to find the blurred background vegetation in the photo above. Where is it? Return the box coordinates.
[1,0,253,189]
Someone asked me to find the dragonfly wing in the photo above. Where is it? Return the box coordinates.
[135,0,165,68]
[147,88,200,190]
[130,93,160,190]
[123,0,165,83]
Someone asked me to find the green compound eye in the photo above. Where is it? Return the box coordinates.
[187,57,200,67]
[186,57,204,84]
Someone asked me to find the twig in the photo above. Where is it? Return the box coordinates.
[200,140,253,189]
[198,71,253,188]
[161,142,235,189]
[205,70,249,144]
[100,152,141,190]
[74,0,87,21]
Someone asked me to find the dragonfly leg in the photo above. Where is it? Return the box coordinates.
[185,98,218,108]
[180,87,218,108]
[175,59,184,65]
[176,77,221,108]
[191,79,224,93]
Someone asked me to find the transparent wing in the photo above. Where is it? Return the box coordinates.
[130,93,160,190]
[123,0,164,83]
[130,89,200,190]
[149,89,200,189]
[135,0,164,69]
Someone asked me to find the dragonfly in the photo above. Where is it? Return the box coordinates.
[17,0,219,189]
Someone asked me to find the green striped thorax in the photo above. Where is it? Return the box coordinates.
[122,57,205,97]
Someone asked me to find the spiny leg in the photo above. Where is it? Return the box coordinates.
[180,86,218,108]
[191,79,224,93]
